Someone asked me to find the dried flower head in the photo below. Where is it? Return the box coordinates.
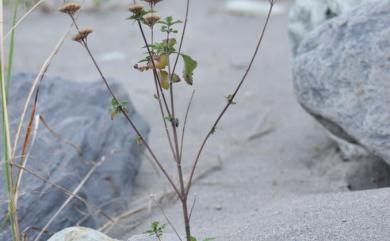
[143,0,163,5]
[58,3,81,15]
[128,3,144,13]
[142,13,161,27]
[72,28,93,42]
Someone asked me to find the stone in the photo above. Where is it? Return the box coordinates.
[47,227,119,241]
[293,1,390,163]
[128,234,180,241]
[224,0,286,17]
[288,0,374,54]
[0,73,149,240]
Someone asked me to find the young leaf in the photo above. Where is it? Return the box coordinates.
[144,221,166,239]
[172,73,181,83]
[159,70,170,90]
[110,98,128,120]
[181,54,197,85]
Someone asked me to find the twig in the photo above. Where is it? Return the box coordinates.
[171,0,190,77]
[154,197,183,241]
[11,23,73,161]
[39,115,82,156]
[99,159,222,233]
[179,91,195,160]
[186,1,275,196]
[33,159,105,241]
[70,16,181,197]
[188,196,196,221]
[4,0,46,39]
[14,114,40,207]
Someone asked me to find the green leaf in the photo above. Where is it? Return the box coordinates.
[159,70,170,90]
[191,237,197,241]
[225,94,236,104]
[166,16,173,24]
[181,54,197,85]
[144,221,166,239]
[172,73,181,83]
[135,136,143,145]
[110,98,128,120]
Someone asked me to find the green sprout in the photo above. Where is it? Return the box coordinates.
[145,221,166,241]
[158,16,182,34]
[110,98,128,120]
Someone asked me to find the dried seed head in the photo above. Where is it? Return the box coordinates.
[128,3,144,13]
[143,0,163,5]
[142,13,161,27]
[72,28,93,42]
[58,3,81,15]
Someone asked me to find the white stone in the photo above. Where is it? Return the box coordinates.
[47,227,120,241]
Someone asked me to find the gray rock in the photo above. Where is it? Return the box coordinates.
[293,1,390,163]
[128,234,180,241]
[288,0,374,54]
[0,73,149,240]
[47,227,119,241]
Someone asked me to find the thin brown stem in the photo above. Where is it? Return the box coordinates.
[149,22,177,162]
[179,91,195,160]
[137,21,172,119]
[69,16,181,197]
[155,201,183,241]
[185,2,274,196]
[10,161,114,226]
[171,0,190,76]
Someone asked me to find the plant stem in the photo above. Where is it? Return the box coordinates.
[185,1,274,197]
[171,0,190,77]
[150,23,177,162]
[166,29,191,240]
[5,0,20,95]
[0,0,20,239]
[69,16,181,197]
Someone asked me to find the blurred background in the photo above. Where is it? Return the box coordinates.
[5,0,389,240]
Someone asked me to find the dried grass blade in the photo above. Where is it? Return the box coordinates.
[14,114,40,207]
[33,159,103,241]
[4,0,46,39]
[11,23,73,159]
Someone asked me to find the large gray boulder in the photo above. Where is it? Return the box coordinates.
[288,0,373,54]
[293,1,390,163]
[0,73,149,240]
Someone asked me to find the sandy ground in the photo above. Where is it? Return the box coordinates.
[6,0,390,240]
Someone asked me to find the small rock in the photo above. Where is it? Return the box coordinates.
[47,227,119,241]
